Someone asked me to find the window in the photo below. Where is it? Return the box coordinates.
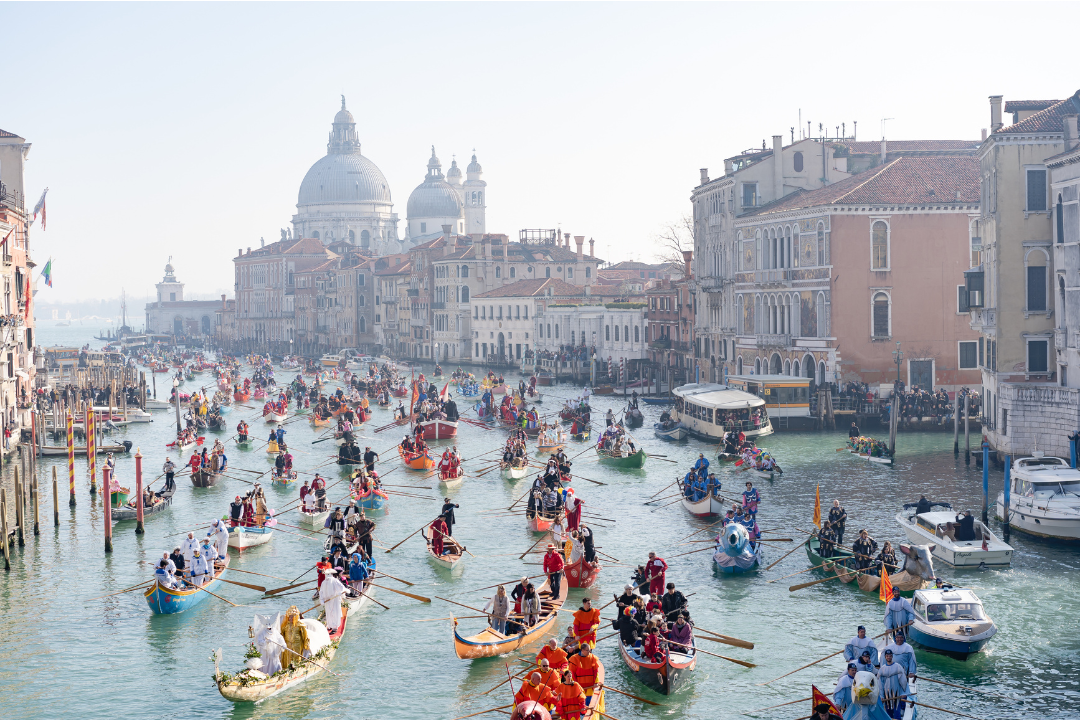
[614,325,620,341]
[1028,339,1049,373]
[871,221,888,270]
[605,325,610,341]
[958,341,977,369]
[359,317,366,333]
[515,305,520,320]
[461,265,469,278]
[523,306,528,319]
[1026,168,1047,212]
[474,306,478,319]
[793,151,804,172]
[872,292,890,337]
[585,267,591,278]
[817,223,825,266]
[510,267,516,278]
[545,267,551,278]
[461,286,469,302]
[358,274,366,286]
[495,266,501,278]
[979,337,985,367]
[957,285,969,313]
[555,325,559,339]
[420,222,427,233]
[567,267,573,278]
[742,183,758,208]
[1027,263,1047,312]
[547,324,552,338]
[624,325,629,343]
[170,292,176,301]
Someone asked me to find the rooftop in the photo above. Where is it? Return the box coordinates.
[1004,100,1059,113]
[997,91,1080,134]
[473,277,584,299]
[743,155,979,216]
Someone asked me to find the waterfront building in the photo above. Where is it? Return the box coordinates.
[968,90,1080,456]
[647,252,696,387]
[0,127,37,446]
[470,278,583,364]
[144,260,228,339]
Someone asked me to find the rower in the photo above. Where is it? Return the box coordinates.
[154,559,179,589]
[843,625,878,666]
[828,500,848,545]
[884,587,916,633]
[851,530,878,571]
[878,649,909,718]
[162,458,176,492]
[831,664,858,713]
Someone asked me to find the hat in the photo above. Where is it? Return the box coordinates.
[857,625,865,631]
[860,650,871,658]
[815,703,832,712]
[847,663,857,670]
[547,543,556,549]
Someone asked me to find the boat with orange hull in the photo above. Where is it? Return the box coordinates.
[527,513,554,533]
[233,391,250,402]
[398,444,435,470]
[452,574,567,659]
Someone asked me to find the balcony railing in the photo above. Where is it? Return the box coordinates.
[0,182,24,213]
[754,269,792,284]
[650,337,671,350]
[432,301,446,310]
[756,333,792,348]
[698,275,729,293]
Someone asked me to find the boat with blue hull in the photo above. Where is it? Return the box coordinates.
[654,421,689,441]
[908,587,996,657]
[352,487,388,511]
[712,522,760,574]
[144,555,230,615]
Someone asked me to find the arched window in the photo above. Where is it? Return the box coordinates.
[349,230,356,243]
[461,265,469,278]
[495,266,501,278]
[605,325,610,341]
[555,325,559,339]
[816,292,826,338]
[817,223,825,266]
[545,267,551,278]
[358,294,365,307]
[312,230,320,240]
[461,286,469,302]
[547,324,552,338]
[871,220,889,270]
[794,151,804,172]
[359,316,366,333]
[634,326,640,342]
[737,356,743,375]
[360,229,370,248]
[571,331,575,345]
[1025,248,1049,312]
[754,357,761,374]
[614,325,620,341]
[872,292,890,337]
[755,230,762,270]
[792,360,800,377]
[478,192,483,205]
[786,226,794,268]
[623,325,629,343]
[510,267,516,278]
[567,267,573,278]
[1057,194,1065,244]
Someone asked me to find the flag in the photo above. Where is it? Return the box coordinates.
[439,383,449,402]
[410,381,418,413]
[42,258,52,288]
[31,188,48,229]
[879,565,893,602]
[24,276,30,320]
[813,484,821,528]
[0,227,12,248]
[811,685,840,715]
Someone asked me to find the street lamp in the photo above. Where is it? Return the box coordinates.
[893,341,904,388]
[172,377,181,435]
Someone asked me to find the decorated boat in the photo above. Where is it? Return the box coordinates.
[398,445,435,471]
[112,486,176,522]
[228,523,275,551]
[803,535,935,596]
[309,415,331,428]
[847,436,893,464]
[422,527,464,569]
[527,512,554,533]
[712,522,760,574]
[415,419,458,440]
[352,486,388,511]
[271,469,298,486]
[145,554,230,614]
[565,555,601,589]
[619,635,694,695]
[570,426,591,443]
[452,575,567,659]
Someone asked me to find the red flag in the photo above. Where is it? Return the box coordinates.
[24,277,30,320]
[811,685,840,715]
[440,383,449,401]
[879,565,894,603]
[0,227,12,247]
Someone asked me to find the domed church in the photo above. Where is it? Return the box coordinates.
[291,97,402,254]
[405,147,487,242]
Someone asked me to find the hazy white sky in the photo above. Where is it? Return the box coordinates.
[5,2,1078,303]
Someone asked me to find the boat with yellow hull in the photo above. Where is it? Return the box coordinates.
[452,575,566,659]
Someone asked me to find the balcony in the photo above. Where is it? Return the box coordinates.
[756,333,792,348]
[0,181,24,213]
[699,275,729,293]
[432,301,446,310]
[650,337,671,350]
[406,288,419,297]
[754,269,792,285]
[382,297,397,304]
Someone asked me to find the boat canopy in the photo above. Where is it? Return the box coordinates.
[673,383,765,410]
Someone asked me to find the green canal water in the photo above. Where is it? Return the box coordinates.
[1,322,1076,719]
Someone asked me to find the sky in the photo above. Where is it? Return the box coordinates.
[5,1,1080,305]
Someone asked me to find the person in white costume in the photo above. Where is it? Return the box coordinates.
[180,531,199,569]
[319,568,347,633]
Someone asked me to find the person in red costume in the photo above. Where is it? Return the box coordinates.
[646,551,668,598]
[430,515,449,555]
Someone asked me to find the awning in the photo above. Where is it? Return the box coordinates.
[14,370,29,380]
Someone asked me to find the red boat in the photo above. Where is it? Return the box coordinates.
[565,556,602,589]
[415,419,458,440]
[233,391,250,402]
[392,386,408,398]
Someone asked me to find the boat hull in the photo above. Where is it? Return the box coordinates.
[896,512,1013,567]
[528,515,554,532]
[453,575,567,659]
[145,557,230,614]
[597,449,647,469]
[352,489,388,511]
[654,423,689,441]
[565,556,601,588]
[680,493,726,518]
[190,470,221,488]
[227,525,274,550]
[416,420,458,440]
[299,509,330,529]
[500,464,528,481]
[398,445,435,470]
[112,490,174,521]
[907,624,995,656]
[995,497,1080,540]
[618,640,695,695]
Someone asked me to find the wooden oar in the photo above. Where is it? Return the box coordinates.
[598,683,662,707]
[766,560,834,583]
[365,582,431,603]
[265,579,316,596]
[908,701,985,720]
[764,537,811,572]
[88,580,153,601]
[189,582,239,606]
[217,577,267,593]
[385,518,436,552]
[757,622,912,685]
[790,572,853,591]
[375,571,417,587]
[691,626,754,649]
[667,544,716,560]
[216,567,290,581]
[665,639,755,668]
[435,596,490,616]
[467,573,547,593]
[359,588,391,611]
[413,614,487,622]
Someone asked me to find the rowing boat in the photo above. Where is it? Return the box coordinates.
[654,422,689,441]
[191,468,221,488]
[228,523,275,551]
[351,487,388,511]
[37,440,133,457]
[438,466,464,487]
[452,574,568,659]
[596,446,647,469]
[677,477,725,518]
[145,555,230,614]
[804,536,932,596]
[422,528,464,569]
[398,445,435,470]
[500,462,528,481]
[619,636,694,695]
[564,555,602,589]
[415,419,458,440]
[299,509,330,530]
[527,513,554,533]
[112,486,176,522]
[264,411,288,423]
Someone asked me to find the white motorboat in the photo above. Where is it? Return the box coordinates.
[143,398,172,410]
[908,586,997,657]
[996,453,1080,540]
[896,510,1013,567]
[92,406,154,423]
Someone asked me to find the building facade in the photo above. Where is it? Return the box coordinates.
[471,278,583,363]
[144,260,227,338]
[647,252,696,386]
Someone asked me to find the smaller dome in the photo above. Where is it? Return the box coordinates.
[164,262,174,274]
[334,95,354,125]
[467,153,482,174]
[427,145,441,172]
[446,159,462,184]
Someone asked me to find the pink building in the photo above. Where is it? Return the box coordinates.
[731,155,983,391]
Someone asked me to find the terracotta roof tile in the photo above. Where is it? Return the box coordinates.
[835,140,979,154]
[998,92,1080,134]
[474,278,585,299]
[1005,100,1059,113]
[0,129,18,138]
[744,155,979,216]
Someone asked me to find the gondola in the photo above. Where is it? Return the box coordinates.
[618,636,694,695]
[422,527,464,569]
[641,397,671,405]
[111,485,176,522]
[570,426,591,442]
[145,555,230,614]
[452,574,567,659]
[191,467,221,488]
[624,406,644,428]
[654,422,689,441]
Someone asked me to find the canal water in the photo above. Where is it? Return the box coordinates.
[1,321,1076,719]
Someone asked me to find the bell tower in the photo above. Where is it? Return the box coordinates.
[156,257,184,304]
[463,151,487,235]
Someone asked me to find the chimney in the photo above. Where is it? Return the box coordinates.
[989,95,1003,133]
[682,250,693,280]
[589,238,595,258]
[724,159,733,175]
[575,235,584,262]
[1066,114,1079,151]
[221,294,227,309]
[772,135,783,200]
[700,168,709,185]
[237,248,242,257]
[442,225,455,256]
[480,235,489,260]
[981,128,988,142]
[563,232,571,249]
[880,138,887,163]
[246,247,251,255]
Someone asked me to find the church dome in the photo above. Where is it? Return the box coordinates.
[467,153,483,174]
[446,159,462,185]
[407,147,463,220]
[298,153,392,206]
